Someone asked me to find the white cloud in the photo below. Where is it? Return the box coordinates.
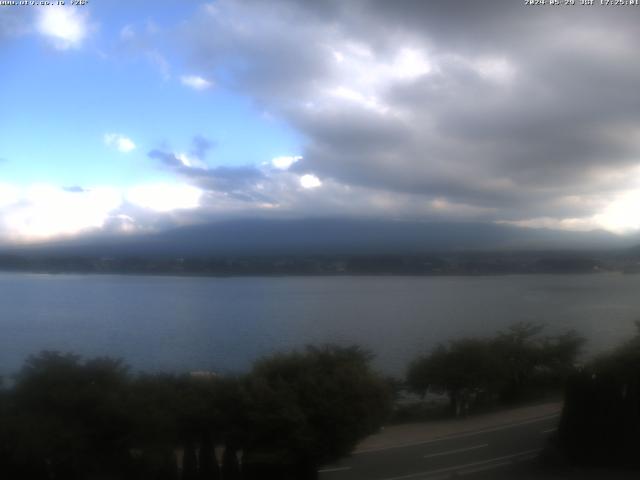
[120,24,135,40]
[0,183,20,208]
[320,44,432,114]
[592,190,640,234]
[300,174,322,189]
[127,183,203,212]
[500,188,640,235]
[104,133,136,153]
[498,217,598,233]
[176,153,208,169]
[271,156,302,170]
[180,75,213,90]
[327,86,387,114]
[391,48,432,80]
[2,185,122,241]
[37,7,89,50]
[472,56,516,83]
[0,181,205,242]
[147,51,171,80]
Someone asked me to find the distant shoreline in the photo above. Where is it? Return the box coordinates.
[1,250,634,278]
[0,267,631,279]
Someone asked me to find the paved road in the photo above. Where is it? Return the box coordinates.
[319,409,560,480]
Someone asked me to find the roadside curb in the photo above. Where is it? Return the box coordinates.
[354,402,562,455]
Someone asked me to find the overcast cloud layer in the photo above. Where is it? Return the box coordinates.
[3,1,640,242]
[176,0,640,234]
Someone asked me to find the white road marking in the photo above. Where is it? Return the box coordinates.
[318,466,352,473]
[448,449,541,474]
[423,443,488,459]
[355,413,559,454]
[459,460,512,475]
[377,448,542,480]
[541,428,557,434]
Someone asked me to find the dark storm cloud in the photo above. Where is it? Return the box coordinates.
[176,0,640,229]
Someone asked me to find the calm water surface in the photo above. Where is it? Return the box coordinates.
[1,272,639,377]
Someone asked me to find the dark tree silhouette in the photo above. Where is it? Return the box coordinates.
[8,352,132,478]
[407,338,505,416]
[0,345,392,479]
[242,345,392,479]
[558,322,640,468]
[407,323,585,414]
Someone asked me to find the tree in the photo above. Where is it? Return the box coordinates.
[494,322,584,401]
[9,351,133,478]
[242,345,392,479]
[1,345,391,479]
[558,322,640,467]
[407,338,505,416]
[407,323,585,413]
[127,372,245,479]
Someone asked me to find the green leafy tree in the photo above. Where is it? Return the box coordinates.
[242,345,392,479]
[494,322,584,401]
[127,371,249,479]
[492,322,546,401]
[558,322,640,467]
[407,338,505,415]
[407,323,585,413]
[10,351,132,478]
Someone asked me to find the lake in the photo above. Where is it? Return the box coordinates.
[1,272,638,378]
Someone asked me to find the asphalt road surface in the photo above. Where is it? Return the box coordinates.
[319,413,560,480]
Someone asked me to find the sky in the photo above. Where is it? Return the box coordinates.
[1,0,640,243]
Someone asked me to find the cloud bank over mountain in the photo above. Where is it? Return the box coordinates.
[182,1,640,232]
[3,1,640,244]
